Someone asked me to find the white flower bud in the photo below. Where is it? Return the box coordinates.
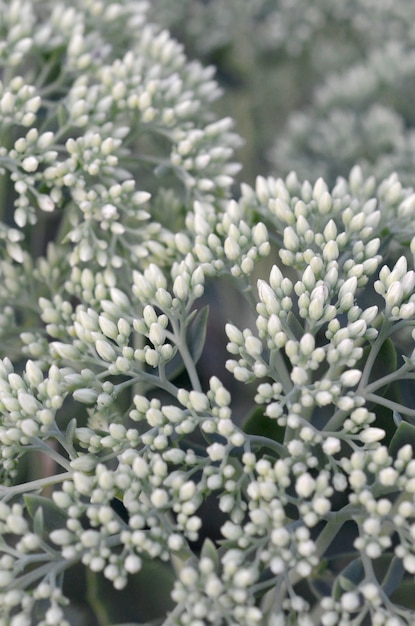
[257,280,278,313]
[308,298,324,321]
[38,194,55,212]
[148,323,165,346]
[20,419,39,437]
[73,388,98,404]
[299,333,315,355]
[95,340,116,362]
[340,369,362,387]
[22,156,38,172]
[322,437,341,455]
[224,237,241,261]
[291,366,308,386]
[295,473,315,498]
[144,349,159,367]
[70,455,97,472]
[173,275,189,301]
[323,240,339,261]
[207,442,226,461]
[283,226,299,252]
[18,392,40,414]
[225,323,243,345]
[255,176,269,204]
[385,281,404,309]
[151,488,169,508]
[51,342,80,360]
[349,212,365,232]
[313,177,328,201]
[360,427,385,444]
[252,222,268,247]
[378,467,398,486]
[244,335,262,357]
[323,219,337,241]
[124,554,142,574]
[189,391,209,412]
[301,266,315,291]
[341,591,360,612]
[50,529,74,546]
[98,315,118,340]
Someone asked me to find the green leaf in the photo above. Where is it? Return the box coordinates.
[286,311,305,340]
[382,556,405,597]
[333,558,364,599]
[165,305,209,382]
[388,420,415,458]
[242,406,285,444]
[363,337,397,395]
[200,538,220,573]
[390,578,415,609]
[24,494,68,534]
[65,418,77,446]
[188,304,209,363]
[87,558,175,624]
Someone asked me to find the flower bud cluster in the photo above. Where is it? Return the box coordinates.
[171,554,264,626]
[374,256,415,319]
[185,196,270,278]
[171,117,241,199]
[0,358,68,482]
[133,255,205,311]
[0,77,40,128]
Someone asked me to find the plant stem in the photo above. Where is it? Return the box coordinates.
[0,471,71,500]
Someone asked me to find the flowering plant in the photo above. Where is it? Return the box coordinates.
[1,2,415,625]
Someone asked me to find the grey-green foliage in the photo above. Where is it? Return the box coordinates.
[151,0,415,186]
[3,2,415,626]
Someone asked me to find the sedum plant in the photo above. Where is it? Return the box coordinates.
[2,1,415,625]
[271,42,415,187]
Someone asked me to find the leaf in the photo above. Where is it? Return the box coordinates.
[390,578,415,609]
[188,305,209,363]
[165,305,209,382]
[388,420,415,458]
[65,418,77,446]
[242,406,285,444]
[24,494,68,534]
[333,558,364,599]
[382,556,405,597]
[362,337,397,396]
[87,558,175,624]
[110,497,129,523]
[200,538,220,573]
[286,311,305,340]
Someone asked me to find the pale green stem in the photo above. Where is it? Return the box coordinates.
[30,438,72,470]
[365,392,415,418]
[269,348,293,395]
[246,434,288,458]
[357,321,392,391]
[364,366,415,395]
[171,316,202,393]
[0,471,71,500]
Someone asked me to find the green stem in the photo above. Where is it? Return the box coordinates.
[246,434,288,458]
[269,348,293,395]
[171,315,202,393]
[364,366,415,395]
[30,438,72,470]
[365,393,415,418]
[0,471,71,500]
[357,321,391,391]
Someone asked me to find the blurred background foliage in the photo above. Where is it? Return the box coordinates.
[150,0,415,186]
